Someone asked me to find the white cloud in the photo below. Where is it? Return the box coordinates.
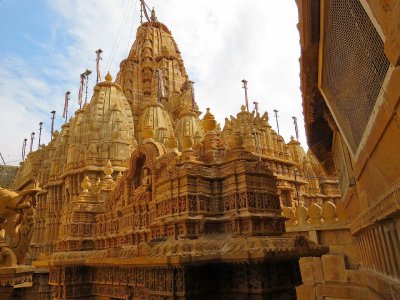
[0,0,306,165]
[0,57,54,164]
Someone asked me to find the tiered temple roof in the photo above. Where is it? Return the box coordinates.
[10,10,340,299]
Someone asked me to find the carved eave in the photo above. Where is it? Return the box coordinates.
[34,236,328,268]
[141,21,171,35]
[296,0,335,174]
[0,266,35,288]
[96,80,122,91]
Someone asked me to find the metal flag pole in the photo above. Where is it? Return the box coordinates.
[273,109,280,135]
[95,49,103,84]
[0,152,5,165]
[140,0,151,23]
[63,91,71,123]
[38,122,43,149]
[241,79,249,112]
[84,69,92,104]
[292,116,299,141]
[29,132,35,153]
[253,101,259,114]
[78,73,85,109]
[50,111,56,140]
[22,138,27,161]
[140,1,144,24]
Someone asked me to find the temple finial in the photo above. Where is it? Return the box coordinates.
[105,71,112,82]
[151,8,158,22]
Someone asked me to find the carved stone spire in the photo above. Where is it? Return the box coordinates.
[116,14,191,125]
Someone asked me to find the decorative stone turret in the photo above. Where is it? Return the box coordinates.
[56,174,103,252]
[136,102,174,146]
[101,160,114,187]
[181,132,194,151]
[81,176,91,194]
[174,108,204,150]
[167,133,178,152]
[202,107,217,132]
[116,15,193,125]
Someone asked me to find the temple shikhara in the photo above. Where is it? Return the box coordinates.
[1,0,399,299]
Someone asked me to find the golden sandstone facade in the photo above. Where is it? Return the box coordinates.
[296,0,400,299]
[3,1,399,299]
[3,9,346,299]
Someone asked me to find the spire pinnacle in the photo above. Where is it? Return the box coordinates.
[105,71,113,82]
[151,8,158,22]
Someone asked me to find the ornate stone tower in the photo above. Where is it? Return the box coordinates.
[9,3,341,299]
[116,10,198,125]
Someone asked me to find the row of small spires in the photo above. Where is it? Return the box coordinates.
[19,48,105,162]
[19,106,301,163]
[18,49,300,162]
[79,149,330,199]
[19,4,156,163]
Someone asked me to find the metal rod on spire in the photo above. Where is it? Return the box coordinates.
[63,91,71,123]
[78,73,85,108]
[189,80,195,111]
[84,69,92,105]
[50,111,56,140]
[38,122,43,149]
[0,153,5,165]
[140,0,151,22]
[273,109,280,135]
[95,49,103,84]
[292,116,299,141]
[241,79,249,112]
[22,138,27,161]
[140,2,143,24]
[253,101,259,114]
[29,132,35,153]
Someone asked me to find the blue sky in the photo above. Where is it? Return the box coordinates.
[0,1,73,162]
[0,1,52,57]
[0,0,304,165]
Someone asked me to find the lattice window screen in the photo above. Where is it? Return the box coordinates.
[321,0,389,153]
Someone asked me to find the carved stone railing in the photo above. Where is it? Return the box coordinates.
[282,201,348,228]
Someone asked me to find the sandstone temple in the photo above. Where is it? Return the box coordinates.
[1,1,399,299]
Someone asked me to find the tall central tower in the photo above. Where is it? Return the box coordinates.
[116,10,198,125]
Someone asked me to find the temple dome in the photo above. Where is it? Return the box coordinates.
[174,110,204,150]
[65,74,136,170]
[136,102,174,146]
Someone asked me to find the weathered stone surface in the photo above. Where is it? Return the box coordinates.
[322,255,347,282]
[297,0,400,299]
[299,257,323,284]
[316,284,369,299]
[296,284,316,300]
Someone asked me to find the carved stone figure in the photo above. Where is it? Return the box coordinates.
[0,182,40,267]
